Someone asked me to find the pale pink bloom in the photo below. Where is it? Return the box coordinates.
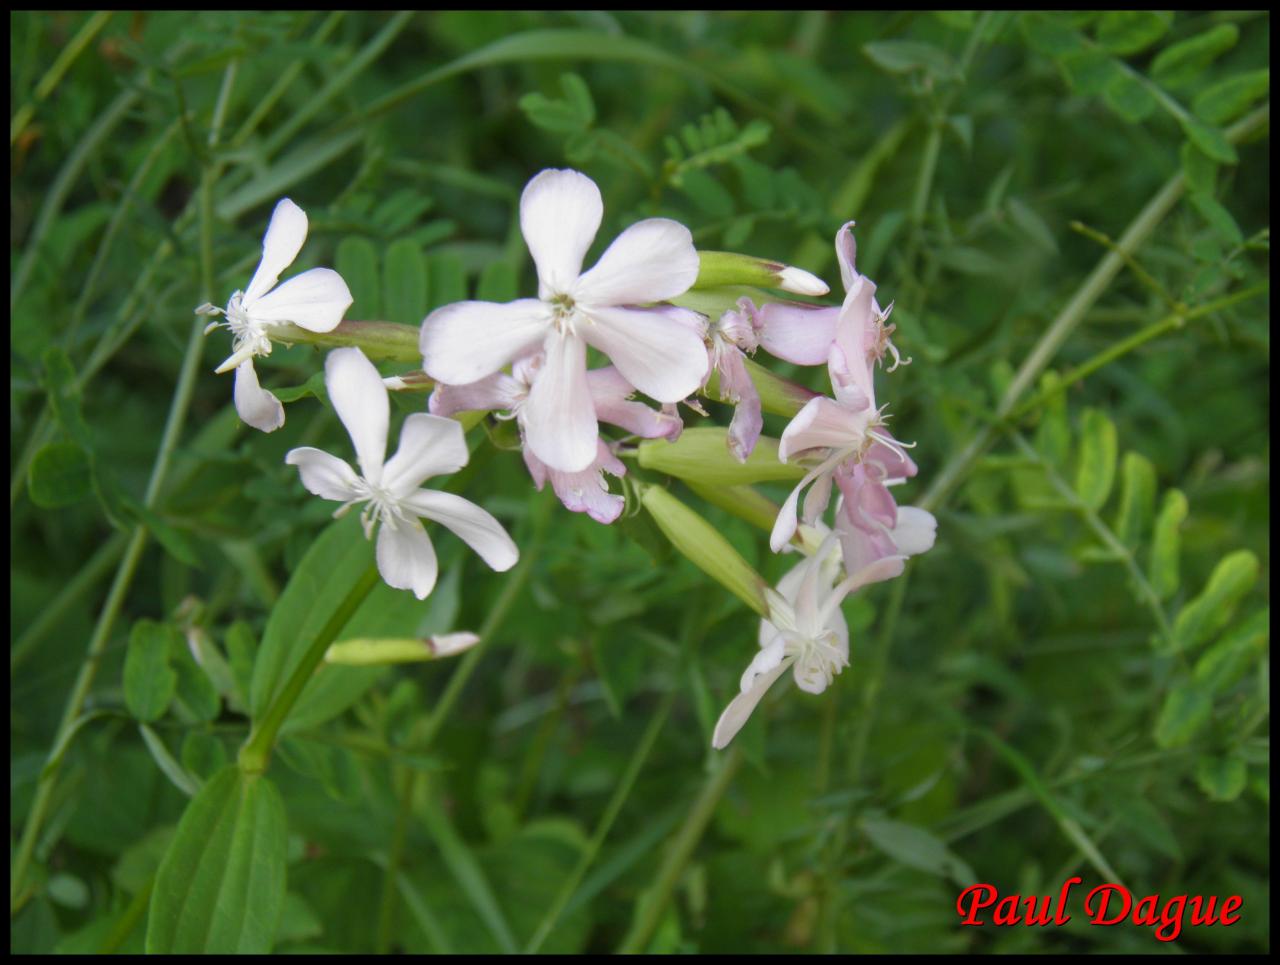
[837,503,937,589]
[197,198,352,432]
[420,169,707,473]
[285,348,518,599]
[712,537,851,749]
[429,355,678,523]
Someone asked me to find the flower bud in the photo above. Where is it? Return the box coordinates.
[638,427,804,486]
[324,633,479,666]
[693,250,829,296]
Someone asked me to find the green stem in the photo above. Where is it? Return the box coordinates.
[525,689,675,954]
[374,768,416,953]
[616,745,742,954]
[238,564,381,774]
[10,11,114,145]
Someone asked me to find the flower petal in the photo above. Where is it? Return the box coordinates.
[828,276,878,408]
[402,489,519,572]
[284,446,360,501]
[249,267,352,332]
[382,413,469,497]
[543,440,626,524]
[428,372,524,418]
[522,332,597,473]
[520,168,602,297]
[718,345,763,462]
[711,646,793,749]
[588,367,682,440]
[778,396,868,462]
[244,198,307,306]
[581,305,708,404]
[325,347,388,484]
[892,506,937,557]
[574,218,699,305]
[835,221,858,293]
[420,299,550,387]
[233,361,285,432]
[376,519,438,600]
[757,302,839,365]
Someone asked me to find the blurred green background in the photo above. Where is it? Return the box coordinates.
[10,11,1269,953]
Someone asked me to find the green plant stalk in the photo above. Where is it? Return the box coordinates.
[10,70,236,912]
[616,745,742,953]
[238,564,381,774]
[97,872,154,953]
[10,11,114,146]
[525,688,675,953]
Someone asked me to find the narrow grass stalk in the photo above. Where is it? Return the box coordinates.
[10,11,113,146]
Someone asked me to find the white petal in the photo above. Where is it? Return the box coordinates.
[581,305,708,403]
[778,397,867,462]
[420,299,550,386]
[520,169,602,297]
[757,303,838,366]
[429,632,480,658]
[402,489,519,572]
[770,474,808,553]
[249,267,353,332]
[376,520,438,600]
[233,361,285,432]
[522,332,597,473]
[325,347,388,484]
[428,372,524,418]
[244,198,307,306]
[711,650,793,750]
[574,218,699,305]
[892,506,938,557]
[284,446,360,501]
[382,412,469,497]
[835,221,858,293]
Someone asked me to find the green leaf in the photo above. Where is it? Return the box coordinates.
[28,441,94,508]
[1074,409,1117,510]
[1195,754,1247,802]
[1058,48,1118,95]
[1007,198,1058,253]
[42,346,91,446]
[1153,677,1213,749]
[1095,11,1171,56]
[1192,68,1270,126]
[861,815,976,887]
[1172,550,1259,654]
[1180,140,1218,197]
[224,621,258,709]
[1020,14,1087,56]
[124,620,180,722]
[1148,489,1187,601]
[1179,115,1238,165]
[680,168,735,219]
[146,766,287,953]
[637,429,804,487]
[139,724,201,797]
[428,251,467,310]
[1189,193,1244,246]
[476,260,517,302]
[1102,69,1156,123]
[181,731,229,783]
[863,40,959,80]
[170,635,223,723]
[335,236,380,319]
[1113,451,1156,547]
[1194,608,1270,694]
[382,238,427,325]
[1151,24,1238,89]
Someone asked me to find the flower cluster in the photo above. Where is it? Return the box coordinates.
[198,169,934,739]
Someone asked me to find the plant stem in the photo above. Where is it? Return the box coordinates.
[616,745,742,954]
[238,564,381,774]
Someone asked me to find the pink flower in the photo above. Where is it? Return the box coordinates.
[420,169,707,474]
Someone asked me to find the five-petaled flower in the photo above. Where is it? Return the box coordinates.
[197,198,353,433]
[285,347,519,599]
[420,168,708,474]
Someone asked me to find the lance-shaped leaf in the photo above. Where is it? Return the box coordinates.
[1074,408,1117,510]
[1148,489,1188,601]
[146,766,287,953]
[640,484,768,615]
[638,428,803,487]
[1113,451,1156,547]
[1172,550,1259,654]
[1193,608,1269,694]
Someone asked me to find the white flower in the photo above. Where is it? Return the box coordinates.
[711,538,852,749]
[420,168,708,473]
[197,198,352,433]
[285,348,518,599]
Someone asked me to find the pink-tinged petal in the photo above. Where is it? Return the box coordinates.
[757,302,839,365]
[520,168,602,297]
[719,346,763,462]
[712,644,793,750]
[589,367,682,439]
[244,198,307,306]
[326,347,388,484]
[845,551,906,592]
[523,332,597,473]
[867,434,918,479]
[250,267,352,332]
[376,519,438,600]
[428,372,524,418]
[522,446,549,490]
[382,413,469,497]
[834,221,858,293]
[770,464,826,553]
[421,299,550,387]
[233,361,285,432]
[284,446,360,501]
[402,489,519,572]
[582,305,708,404]
[778,396,867,463]
[801,468,834,525]
[836,462,898,532]
[829,275,878,403]
[544,440,626,524]
[575,218,699,305]
[892,506,937,557]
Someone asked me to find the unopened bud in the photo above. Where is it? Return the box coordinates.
[693,250,829,296]
[638,427,803,487]
[324,632,479,666]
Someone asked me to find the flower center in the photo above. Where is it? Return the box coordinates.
[785,628,848,692]
[549,293,581,336]
[343,477,410,540]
